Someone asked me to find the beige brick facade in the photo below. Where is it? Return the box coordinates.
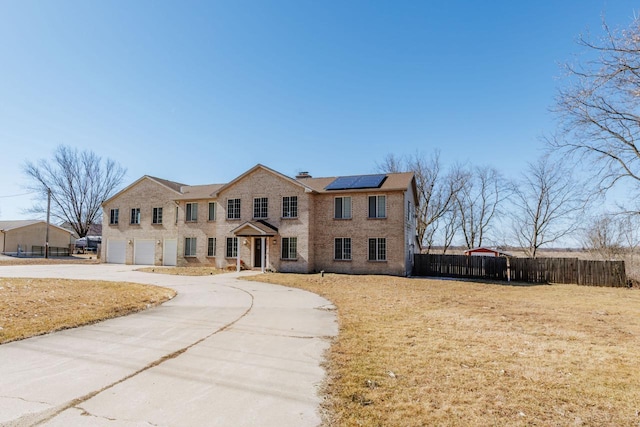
[102,165,418,276]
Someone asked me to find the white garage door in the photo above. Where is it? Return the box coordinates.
[107,239,126,264]
[163,239,177,266]
[134,239,156,265]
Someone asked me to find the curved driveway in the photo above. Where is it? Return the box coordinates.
[0,265,337,427]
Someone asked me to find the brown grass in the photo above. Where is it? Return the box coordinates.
[248,273,640,426]
[136,266,225,276]
[0,278,176,344]
[0,256,100,266]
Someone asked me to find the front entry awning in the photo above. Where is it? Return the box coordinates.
[231,220,279,237]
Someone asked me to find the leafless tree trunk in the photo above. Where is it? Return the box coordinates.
[550,16,640,208]
[23,145,127,237]
[377,151,465,251]
[511,157,588,258]
[441,205,458,254]
[455,165,511,249]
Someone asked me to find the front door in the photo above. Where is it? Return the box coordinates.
[254,238,262,268]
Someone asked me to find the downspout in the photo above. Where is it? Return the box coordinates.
[261,236,266,273]
[236,237,241,272]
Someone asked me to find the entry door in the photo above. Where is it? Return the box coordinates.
[254,238,262,268]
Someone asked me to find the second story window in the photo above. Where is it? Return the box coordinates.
[130,208,140,225]
[110,208,119,225]
[368,195,386,218]
[282,196,298,218]
[227,199,241,219]
[253,197,268,219]
[208,202,216,221]
[186,203,198,222]
[152,207,163,224]
[334,197,352,219]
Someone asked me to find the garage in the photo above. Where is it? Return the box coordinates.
[134,239,156,265]
[163,239,177,266]
[106,239,126,264]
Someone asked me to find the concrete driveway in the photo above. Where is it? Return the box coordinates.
[0,265,337,427]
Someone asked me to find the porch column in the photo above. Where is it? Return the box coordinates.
[261,236,266,273]
[236,238,241,272]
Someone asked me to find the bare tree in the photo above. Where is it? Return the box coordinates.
[440,204,459,254]
[376,151,465,251]
[550,16,640,205]
[24,145,127,237]
[511,156,588,258]
[455,165,511,249]
[583,213,640,259]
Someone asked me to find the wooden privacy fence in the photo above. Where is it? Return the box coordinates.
[413,254,627,287]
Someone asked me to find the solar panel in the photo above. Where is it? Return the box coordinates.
[325,174,387,190]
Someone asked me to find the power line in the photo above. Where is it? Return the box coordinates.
[0,191,37,199]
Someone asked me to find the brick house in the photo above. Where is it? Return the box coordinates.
[102,164,418,276]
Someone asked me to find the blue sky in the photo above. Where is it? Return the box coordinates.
[0,0,638,220]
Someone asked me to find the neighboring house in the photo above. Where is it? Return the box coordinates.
[464,247,511,257]
[102,164,419,276]
[0,220,74,256]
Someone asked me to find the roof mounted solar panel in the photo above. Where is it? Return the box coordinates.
[325,174,387,190]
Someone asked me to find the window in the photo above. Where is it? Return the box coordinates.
[407,201,412,222]
[227,199,241,219]
[368,195,386,218]
[152,207,163,224]
[226,237,238,258]
[208,202,216,221]
[109,208,119,225]
[184,237,197,257]
[334,237,352,260]
[281,237,297,259]
[334,197,352,219]
[175,206,179,224]
[186,203,198,222]
[253,197,268,218]
[282,196,298,218]
[368,238,387,261]
[130,208,140,224]
[208,237,216,257]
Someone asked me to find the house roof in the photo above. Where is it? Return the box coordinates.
[147,176,187,193]
[464,247,512,257]
[102,175,186,206]
[231,220,279,236]
[105,166,418,206]
[0,220,74,235]
[0,220,41,231]
[175,184,225,201]
[212,164,315,197]
[300,172,415,194]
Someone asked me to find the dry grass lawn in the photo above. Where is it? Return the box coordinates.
[0,256,100,266]
[0,278,176,344]
[248,273,640,426]
[137,266,225,276]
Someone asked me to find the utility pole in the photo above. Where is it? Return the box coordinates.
[45,187,51,259]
